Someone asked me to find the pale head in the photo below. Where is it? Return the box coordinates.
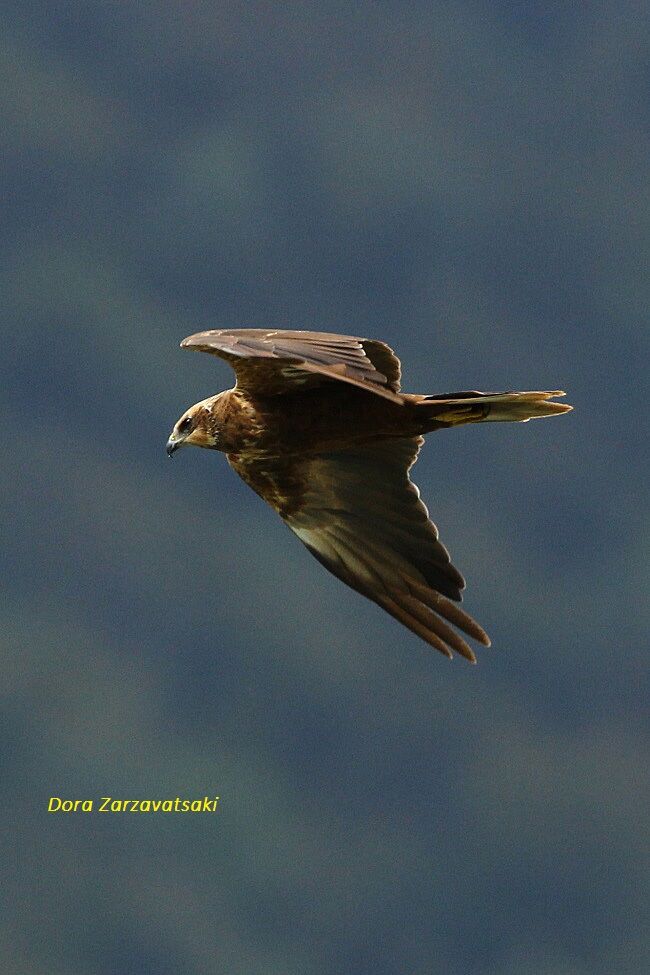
[166,395,220,456]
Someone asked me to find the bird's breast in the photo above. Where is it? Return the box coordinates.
[217,386,413,461]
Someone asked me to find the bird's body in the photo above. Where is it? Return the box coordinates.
[192,384,407,458]
[168,329,571,662]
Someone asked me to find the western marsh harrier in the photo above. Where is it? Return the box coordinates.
[167,330,571,662]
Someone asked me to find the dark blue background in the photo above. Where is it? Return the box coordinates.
[3,3,648,973]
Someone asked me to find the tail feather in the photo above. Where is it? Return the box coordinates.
[419,390,572,426]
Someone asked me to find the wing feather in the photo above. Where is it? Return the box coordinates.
[229,436,490,660]
[181,328,403,401]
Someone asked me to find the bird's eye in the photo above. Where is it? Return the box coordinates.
[179,416,193,434]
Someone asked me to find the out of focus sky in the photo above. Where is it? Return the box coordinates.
[3,3,648,973]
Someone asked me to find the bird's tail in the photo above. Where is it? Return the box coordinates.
[415,389,572,428]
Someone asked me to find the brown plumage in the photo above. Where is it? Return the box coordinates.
[167,329,572,662]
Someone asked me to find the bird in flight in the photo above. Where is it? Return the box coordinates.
[167,329,571,662]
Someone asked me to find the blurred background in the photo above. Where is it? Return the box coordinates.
[2,2,648,973]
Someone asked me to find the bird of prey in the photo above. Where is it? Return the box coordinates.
[167,329,571,662]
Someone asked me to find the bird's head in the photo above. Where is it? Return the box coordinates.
[166,395,220,456]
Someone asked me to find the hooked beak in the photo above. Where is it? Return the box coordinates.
[166,436,182,457]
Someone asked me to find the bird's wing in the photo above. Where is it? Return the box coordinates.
[229,437,490,661]
[181,328,402,401]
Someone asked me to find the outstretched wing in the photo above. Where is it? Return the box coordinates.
[229,437,491,662]
[181,328,402,401]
